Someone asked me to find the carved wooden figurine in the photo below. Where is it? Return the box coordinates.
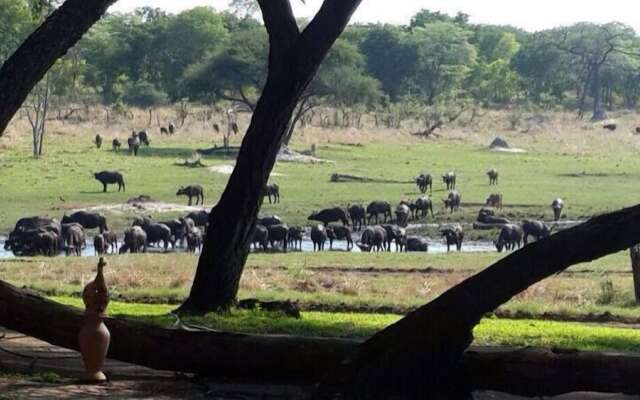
[78,257,110,382]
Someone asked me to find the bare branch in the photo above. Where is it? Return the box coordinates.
[257,0,299,52]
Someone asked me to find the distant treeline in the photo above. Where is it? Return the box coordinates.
[3,2,640,121]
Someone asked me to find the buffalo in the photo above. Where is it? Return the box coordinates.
[138,130,150,146]
[382,224,405,252]
[62,223,85,256]
[442,172,456,190]
[128,132,140,156]
[551,198,564,221]
[95,134,103,149]
[119,226,147,254]
[251,224,269,251]
[487,168,498,185]
[94,171,125,193]
[416,173,433,194]
[326,225,353,251]
[311,225,328,251]
[477,208,510,224]
[356,225,386,252]
[440,224,464,252]
[405,236,429,252]
[101,230,118,254]
[5,217,62,256]
[287,226,304,251]
[176,185,204,206]
[112,139,121,152]
[395,203,411,228]
[366,201,392,225]
[308,207,350,226]
[414,197,434,219]
[94,234,107,256]
[258,215,282,228]
[522,220,554,244]
[268,224,288,252]
[494,224,524,252]
[263,183,280,204]
[62,211,108,233]
[133,219,174,251]
[347,204,366,231]
[485,193,503,209]
[443,191,461,213]
[186,227,203,253]
[186,210,209,228]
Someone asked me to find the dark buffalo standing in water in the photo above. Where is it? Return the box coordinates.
[366,201,392,225]
[416,173,433,194]
[94,171,125,192]
[487,168,499,185]
[263,183,280,204]
[176,185,204,206]
[441,224,464,252]
[119,226,147,254]
[258,215,282,228]
[186,210,209,228]
[308,207,350,226]
[551,198,564,221]
[443,191,461,213]
[382,224,405,252]
[160,219,188,246]
[311,224,328,252]
[405,236,429,252]
[62,223,85,256]
[5,217,62,256]
[268,224,288,251]
[477,208,510,225]
[101,230,118,253]
[133,219,174,251]
[326,225,353,251]
[347,204,366,231]
[522,220,554,244]
[442,172,456,190]
[356,225,387,253]
[251,224,269,251]
[287,226,304,251]
[62,211,108,233]
[395,203,411,228]
[94,234,107,256]
[186,227,203,253]
[494,224,524,252]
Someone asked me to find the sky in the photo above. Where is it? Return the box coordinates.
[109,0,640,33]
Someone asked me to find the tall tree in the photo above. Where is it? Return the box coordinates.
[0,0,116,136]
[177,0,362,314]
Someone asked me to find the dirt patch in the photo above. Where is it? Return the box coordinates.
[490,147,526,154]
[277,146,334,164]
[77,202,206,215]
[209,163,284,176]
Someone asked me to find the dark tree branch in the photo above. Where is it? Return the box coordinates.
[0,0,116,136]
[257,0,299,55]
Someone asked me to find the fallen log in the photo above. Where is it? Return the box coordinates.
[2,283,640,396]
[330,173,412,184]
[473,221,509,230]
[197,146,241,155]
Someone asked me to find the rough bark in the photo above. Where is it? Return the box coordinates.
[178,0,362,313]
[630,244,640,303]
[317,203,640,399]
[4,281,640,396]
[0,0,116,136]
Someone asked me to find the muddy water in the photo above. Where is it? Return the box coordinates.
[0,234,496,259]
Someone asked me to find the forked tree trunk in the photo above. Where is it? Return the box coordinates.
[0,0,116,135]
[629,244,640,303]
[177,0,362,314]
[316,203,640,399]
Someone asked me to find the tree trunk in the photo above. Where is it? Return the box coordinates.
[629,245,640,303]
[177,0,362,314]
[0,0,116,136]
[317,203,640,399]
[591,64,607,121]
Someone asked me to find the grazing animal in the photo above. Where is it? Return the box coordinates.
[169,123,175,134]
[160,127,169,135]
[347,204,366,231]
[382,224,405,252]
[94,171,125,193]
[442,172,456,190]
[522,220,553,244]
[176,185,204,206]
[127,131,140,156]
[112,139,121,152]
[326,225,353,251]
[94,234,107,256]
[405,236,429,252]
[494,224,524,252]
[95,134,103,149]
[443,191,461,213]
[310,224,328,251]
[186,211,209,228]
[366,201,392,224]
[485,193,503,209]
[551,198,564,221]
[62,224,85,256]
[119,226,147,254]
[603,123,617,131]
[258,215,282,228]
[308,207,350,226]
[137,130,150,146]
[487,168,499,185]
[263,183,280,204]
[132,220,174,251]
[31,230,60,256]
[4,217,62,256]
[287,226,304,251]
[395,203,411,228]
[356,225,387,253]
[186,227,203,253]
[416,173,433,194]
[101,230,118,253]
[414,197,434,218]
[251,224,269,251]
[268,224,288,251]
[62,211,108,233]
[441,224,464,252]
[160,219,187,247]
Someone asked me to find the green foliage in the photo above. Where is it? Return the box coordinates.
[122,79,168,108]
